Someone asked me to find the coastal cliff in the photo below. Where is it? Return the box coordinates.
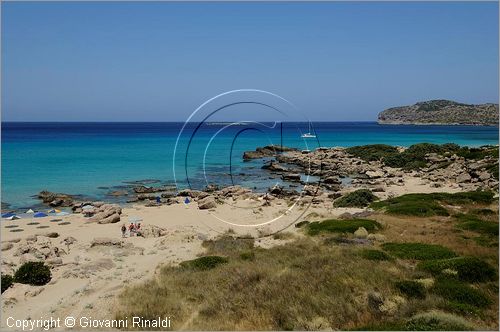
[378,100,499,125]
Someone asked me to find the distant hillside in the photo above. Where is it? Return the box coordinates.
[378,100,499,125]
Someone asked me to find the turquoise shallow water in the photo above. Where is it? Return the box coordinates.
[2,122,498,209]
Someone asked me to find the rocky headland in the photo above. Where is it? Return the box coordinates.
[378,100,499,125]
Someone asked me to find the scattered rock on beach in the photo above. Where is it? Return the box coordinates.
[89,204,122,224]
[456,172,472,183]
[90,237,123,247]
[1,242,14,251]
[139,225,168,238]
[198,196,217,210]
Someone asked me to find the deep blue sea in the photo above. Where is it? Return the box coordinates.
[2,122,498,209]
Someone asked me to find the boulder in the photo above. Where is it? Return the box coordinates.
[46,257,63,266]
[243,145,297,160]
[205,184,219,192]
[354,227,369,239]
[269,186,283,196]
[456,172,472,183]
[62,237,77,246]
[89,204,122,224]
[177,189,205,198]
[107,190,129,197]
[281,173,301,182]
[138,225,168,238]
[323,176,341,184]
[37,191,73,207]
[371,186,385,192]
[90,237,123,247]
[365,170,384,179]
[262,161,288,172]
[367,233,386,242]
[198,196,217,210]
[1,242,13,251]
[478,171,491,181]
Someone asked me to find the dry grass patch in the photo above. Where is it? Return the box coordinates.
[116,238,407,330]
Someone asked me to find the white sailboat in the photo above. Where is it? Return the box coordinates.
[301,122,316,138]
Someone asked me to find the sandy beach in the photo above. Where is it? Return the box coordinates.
[1,172,472,330]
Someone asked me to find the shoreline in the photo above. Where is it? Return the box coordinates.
[2,142,499,212]
[1,142,499,329]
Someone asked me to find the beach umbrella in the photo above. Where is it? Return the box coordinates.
[48,209,61,214]
[82,205,94,211]
[26,209,35,214]
[6,215,21,220]
[34,212,48,218]
[2,212,15,218]
[56,211,70,216]
[184,197,190,204]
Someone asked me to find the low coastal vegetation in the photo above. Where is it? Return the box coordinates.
[13,261,52,286]
[382,243,457,260]
[179,256,228,271]
[116,191,498,330]
[346,143,499,171]
[417,257,496,283]
[359,249,392,261]
[333,189,378,208]
[306,218,381,235]
[371,190,495,216]
[1,274,14,293]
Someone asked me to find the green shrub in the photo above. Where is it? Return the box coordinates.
[395,280,426,299]
[346,144,399,162]
[438,191,495,205]
[486,163,499,180]
[239,251,255,261]
[470,208,496,216]
[307,219,381,236]
[384,143,460,170]
[404,311,475,331]
[371,194,449,217]
[14,262,51,286]
[455,213,498,236]
[417,257,496,282]
[179,256,228,271]
[346,143,497,172]
[359,249,392,261]
[1,274,14,293]
[371,191,495,217]
[442,300,482,316]
[456,146,499,160]
[432,278,491,308]
[382,243,456,260]
[333,189,378,208]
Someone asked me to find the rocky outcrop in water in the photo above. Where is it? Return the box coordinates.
[378,100,499,125]
[243,145,297,160]
[37,191,74,207]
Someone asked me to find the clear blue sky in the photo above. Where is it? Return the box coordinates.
[2,1,498,121]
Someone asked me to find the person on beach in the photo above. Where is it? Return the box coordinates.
[263,193,271,206]
[136,223,142,237]
[128,222,135,236]
[121,224,127,238]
